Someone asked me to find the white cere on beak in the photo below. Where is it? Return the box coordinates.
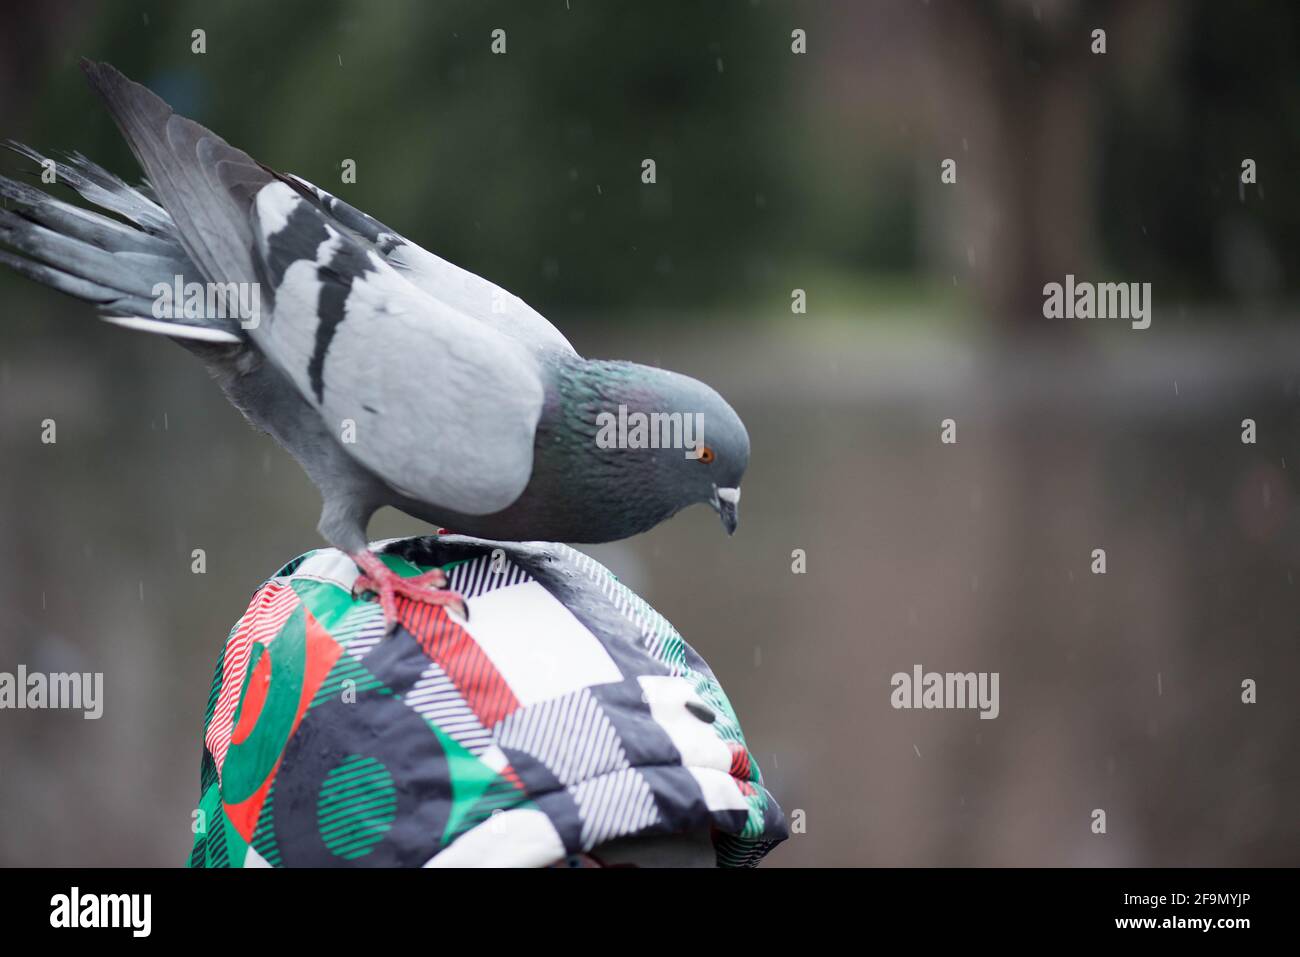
[715,487,741,505]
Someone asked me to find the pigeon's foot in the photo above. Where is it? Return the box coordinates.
[350,550,468,633]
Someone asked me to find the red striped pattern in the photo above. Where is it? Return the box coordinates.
[728,741,753,782]
[398,596,520,729]
[500,764,525,792]
[206,580,301,779]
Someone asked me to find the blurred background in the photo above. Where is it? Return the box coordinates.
[1,0,1298,866]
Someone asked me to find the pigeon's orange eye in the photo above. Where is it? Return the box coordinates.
[698,446,715,464]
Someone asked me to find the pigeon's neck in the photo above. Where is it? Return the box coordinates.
[552,357,661,414]
[550,357,695,447]
[524,357,686,540]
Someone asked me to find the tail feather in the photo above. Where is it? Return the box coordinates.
[0,246,141,309]
[0,152,241,343]
[0,168,174,257]
[0,207,174,298]
[5,140,173,235]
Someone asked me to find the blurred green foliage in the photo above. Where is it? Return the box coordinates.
[6,0,1300,325]
[1095,1,1300,302]
[23,0,805,319]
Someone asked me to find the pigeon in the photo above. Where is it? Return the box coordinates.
[0,60,749,626]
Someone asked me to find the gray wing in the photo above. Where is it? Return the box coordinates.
[252,181,544,515]
[283,174,578,356]
[79,60,270,294]
[79,60,544,515]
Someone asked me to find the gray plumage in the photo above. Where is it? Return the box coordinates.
[0,61,748,556]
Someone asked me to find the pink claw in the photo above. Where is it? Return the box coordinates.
[350,551,468,632]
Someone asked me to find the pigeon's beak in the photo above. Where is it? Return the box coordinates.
[712,486,740,536]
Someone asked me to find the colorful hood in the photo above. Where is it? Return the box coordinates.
[189,536,786,867]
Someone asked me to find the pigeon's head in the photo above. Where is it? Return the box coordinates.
[660,369,749,536]
[579,362,749,537]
